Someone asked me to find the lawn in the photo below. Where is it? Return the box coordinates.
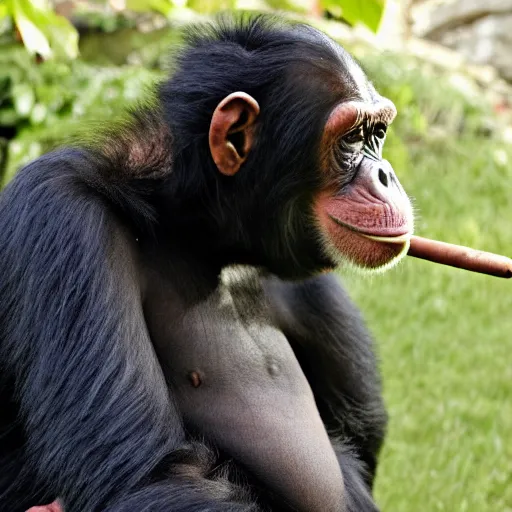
[343,132,512,511]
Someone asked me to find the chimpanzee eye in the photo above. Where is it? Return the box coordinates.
[374,122,387,140]
[342,125,365,151]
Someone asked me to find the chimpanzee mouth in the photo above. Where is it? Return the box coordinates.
[327,215,412,243]
[359,233,411,244]
[324,214,411,270]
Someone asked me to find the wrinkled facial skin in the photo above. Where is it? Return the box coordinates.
[315,98,414,271]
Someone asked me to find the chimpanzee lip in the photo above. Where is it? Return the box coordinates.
[328,214,411,243]
[359,232,411,244]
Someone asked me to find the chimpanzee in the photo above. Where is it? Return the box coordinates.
[0,15,414,512]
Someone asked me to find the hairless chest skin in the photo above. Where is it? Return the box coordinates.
[144,263,345,512]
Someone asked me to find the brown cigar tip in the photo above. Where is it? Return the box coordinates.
[408,235,512,279]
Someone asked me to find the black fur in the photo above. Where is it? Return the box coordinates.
[0,16,386,511]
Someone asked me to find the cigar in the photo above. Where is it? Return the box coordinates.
[408,235,512,279]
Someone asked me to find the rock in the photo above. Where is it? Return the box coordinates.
[410,1,512,84]
[435,14,512,82]
[411,0,512,38]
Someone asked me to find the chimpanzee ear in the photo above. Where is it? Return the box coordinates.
[209,92,260,176]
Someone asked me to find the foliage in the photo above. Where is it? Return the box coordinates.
[323,0,385,32]
[0,0,387,60]
[0,0,78,59]
[0,44,161,183]
[126,0,178,18]
[78,26,182,67]
[112,0,387,32]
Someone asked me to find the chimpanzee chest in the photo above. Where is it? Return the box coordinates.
[166,267,316,438]
[148,266,345,511]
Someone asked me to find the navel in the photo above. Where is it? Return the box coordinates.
[188,370,203,388]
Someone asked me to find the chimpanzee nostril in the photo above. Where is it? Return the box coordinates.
[378,168,388,187]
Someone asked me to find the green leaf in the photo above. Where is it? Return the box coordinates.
[30,102,47,124]
[126,0,174,16]
[322,0,386,33]
[264,0,309,13]
[126,0,155,12]
[0,108,19,126]
[187,0,236,14]
[10,0,78,60]
[149,0,174,16]
[12,82,35,116]
[0,2,10,19]
[44,10,79,59]
[12,0,52,58]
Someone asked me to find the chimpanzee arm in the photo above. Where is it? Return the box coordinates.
[0,150,253,512]
[264,272,387,485]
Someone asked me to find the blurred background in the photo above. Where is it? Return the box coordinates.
[0,0,511,510]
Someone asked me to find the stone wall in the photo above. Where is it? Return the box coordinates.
[410,0,512,83]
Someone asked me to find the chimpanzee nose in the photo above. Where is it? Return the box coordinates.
[378,168,388,187]
[359,157,406,202]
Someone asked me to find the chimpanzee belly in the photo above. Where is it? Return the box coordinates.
[148,267,344,512]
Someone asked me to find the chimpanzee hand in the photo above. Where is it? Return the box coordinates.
[26,501,62,512]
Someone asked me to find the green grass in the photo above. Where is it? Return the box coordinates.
[341,134,512,511]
